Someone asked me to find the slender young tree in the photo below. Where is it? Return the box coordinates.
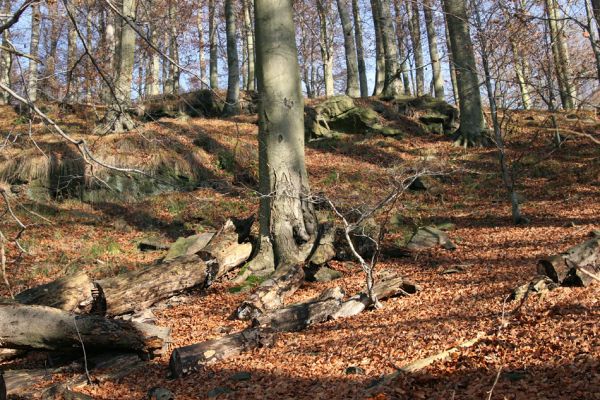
[255,0,316,265]
[591,0,600,40]
[371,0,385,95]
[197,1,206,85]
[423,0,444,99]
[351,0,368,97]
[27,2,41,102]
[444,12,459,105]
[317,0,334,97]
[407,0,424,95]
[392,0,410,94]
[223,0,240,115]
[242,0,256,91]
[443,0,486,146]
[336,0,360,96]
[0,0,12,104]
[208,0,218,89]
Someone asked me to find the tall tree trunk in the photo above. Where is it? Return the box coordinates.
[337,0,360,96]
[317,0,334,97]
[371,0,385,95]
[167,0,180,95]
[224,0,240,115]
[242,0,256,91]
[392,0,410,95]
[197,2,206,86]
[208,0,219,89]
[377,0,400,96]
[255,0,317,265]
[443,0,486,146]
[0,0,13,104]
[27,2,41,102]
[407,1,424,96]
[351,0,368,97]
[423,0,444,99]
[584,0,600,81]
[46,0,61,99]
[444,12,458,105]
[545,0,576,109]
[147,27,161,96]
[64,18,78,102]
[593,0,600,37]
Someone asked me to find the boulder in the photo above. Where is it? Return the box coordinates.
[389,95,458,134]
[406,226,456,251]
[163,232,215,261]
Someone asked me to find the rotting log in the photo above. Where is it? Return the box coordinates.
[93,255,210,317]
[94,219,253,317]
[14,271,95,313]
[334,272,420,318]
[169,328,275,378]
[0,303,171,357]
[234,263,305,321]
[537,236,600,287]
[252,287,345,332]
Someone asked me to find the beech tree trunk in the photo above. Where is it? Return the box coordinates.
[224,0,240,115]
[377,0,401,96]
[545,0,576,109]
[423,0,444,99]
[208,0,218,89]
[242,0,256,91]
[351,0,369,97]
[392,0,411,95]
[27,2,41,102]
[317,0,335,97]
[407,1,424,96]
[337,0,360,97]
[371,0,385,96]
[584,0,600,82]
[443,0,486,146]
[0,303,171,357]
[197,2,206,85]
[0,0,11,105]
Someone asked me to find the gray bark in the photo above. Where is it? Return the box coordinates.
[444,12,458,105]
[317,0,335,97]
[337,0,360,97]
[584,0,600,81]
[147,26,161,96]
[423,0,444,99]
[255,0,316,263]
[208,0,218,88]
[443,0,486,146]
[0,0,10,105]
[545,0,576,109]
[64,17,79,102]
[407,1,424,96]
[377,0,401,96]
[27,2,41,102]
[223,0,240,115]
[197,2,206,85]
[392,0,410,95]
[242,0,255,91]
[593,0,600,38]
[351,0,368,97]
[167,0,180,94]
[371,0,385,95]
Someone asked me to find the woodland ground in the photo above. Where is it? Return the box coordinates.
[0,104,599,399]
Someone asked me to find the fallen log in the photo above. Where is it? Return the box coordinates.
[254,273,420,332]
[0,303,170,357]
[537,236,600,287]
[93,255,209,317]
[14,271,95,313]
[169,328,275,378]
[234,263,305,320]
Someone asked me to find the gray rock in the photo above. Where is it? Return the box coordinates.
[164,232,215,261]
[407,226,456,251]
[305,266,342,282]
[147,387,174,400]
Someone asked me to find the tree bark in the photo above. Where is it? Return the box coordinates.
[443,0,486,146]
[377,0,401,96]
[14,271,94,313]
[0,0,11,105]
[444,12,459,106]
[371,0,385,95]
[242,0,256,91]
[169,328,275,377]
[197,1,206,86]
[423,0,444,99]
[317,0,335,97]
[0,303,171,357]
[26,2,41,102]
[351,0,369,97]
[208,0,218,89]
[337,0,360,97]
[392,0,411,95]
[584,0,600,82]
[407,1,424,96]
[593,0,600,38]
[545,0,576,109]
[537,236,600,287]
[223,0,240,115]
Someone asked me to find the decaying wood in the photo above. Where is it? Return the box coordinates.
[537,236,600,287]
[3,353,145,399]
[252,287,345,332]
[169,328,275,378]
[93,255,209,317]
[199,219,253,285]
[0,303,171,357]
[334,272,420,318]
[234,263,305,320]
[0,349,24,362]
[14,271,95,313]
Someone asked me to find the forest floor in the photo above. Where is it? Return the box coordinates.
[0,104,599,399]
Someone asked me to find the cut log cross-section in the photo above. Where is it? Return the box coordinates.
[0,303,171,357]
[537,236,600,287]
[169,328,275,378]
